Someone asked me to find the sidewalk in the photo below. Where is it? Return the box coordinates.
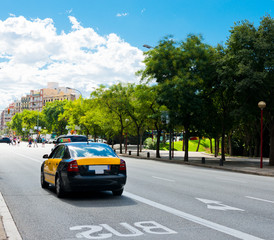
[117,147,274,177]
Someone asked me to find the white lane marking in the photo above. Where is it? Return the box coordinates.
[215,177,247,184]
[124,192,264,240]
[0,192,22,240]
[13,152,42,163]
[196,198,244,211]
[152,176,175,182]
[246,196,274,204]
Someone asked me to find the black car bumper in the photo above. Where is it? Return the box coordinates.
[61,172,127,192]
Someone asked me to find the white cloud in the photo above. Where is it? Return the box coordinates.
[0,15,144,110]
[116,13,129,17]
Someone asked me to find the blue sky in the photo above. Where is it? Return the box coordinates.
[1,0,272,48]
[0,0,272,110]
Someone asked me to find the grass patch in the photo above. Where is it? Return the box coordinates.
[160,138,214,152]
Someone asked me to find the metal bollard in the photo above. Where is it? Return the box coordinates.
[129,151,131,155]
[219,158,224,166]
[147,152,150,158]
[201,157,205,164]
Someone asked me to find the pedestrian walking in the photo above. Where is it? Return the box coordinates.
[28,137,32,147]
[33,137,38,147]
[42,137,45,147]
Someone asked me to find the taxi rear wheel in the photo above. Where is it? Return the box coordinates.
[41,170,49,189]
[56,176,65,198]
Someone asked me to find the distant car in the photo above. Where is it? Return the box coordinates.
[0,137,11,144]
[41,142,127,198]
[96,138,107,144]
[54,135,88,145]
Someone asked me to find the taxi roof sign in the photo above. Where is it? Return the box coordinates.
[60,138,71,143]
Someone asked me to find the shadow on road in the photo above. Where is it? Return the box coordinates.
[43,186,137,208]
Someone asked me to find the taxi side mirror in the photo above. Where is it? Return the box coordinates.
[43,154,49,159]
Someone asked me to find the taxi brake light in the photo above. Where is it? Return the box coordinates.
[119,159,126,171]
[68,160,79,172]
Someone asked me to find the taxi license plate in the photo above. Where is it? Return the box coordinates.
[89,165,109,174]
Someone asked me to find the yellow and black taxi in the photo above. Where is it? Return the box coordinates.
[41,142,127,198]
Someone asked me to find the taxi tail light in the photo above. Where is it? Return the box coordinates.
[120,159,126,171]
[68,160,79,172]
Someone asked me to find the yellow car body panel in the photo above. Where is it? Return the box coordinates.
[75,157,120,165]
[44,158,62,184]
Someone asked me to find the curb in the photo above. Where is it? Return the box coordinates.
[0,216,7,240]
[0,192,22,240]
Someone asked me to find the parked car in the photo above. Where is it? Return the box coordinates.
[0,137,11,144]
[41,142,127,198]
[96,138,107,144]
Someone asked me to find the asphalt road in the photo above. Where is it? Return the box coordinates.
[0,143,274,240]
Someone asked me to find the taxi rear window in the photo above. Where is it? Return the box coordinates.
[69,145,117,158]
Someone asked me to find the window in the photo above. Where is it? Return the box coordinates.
[52,146,65,158]
[69,144,117,158]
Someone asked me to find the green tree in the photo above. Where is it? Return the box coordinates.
[42,101,68,136]
[139,35,216,161]
[124,84,157,156]
[91,84,131,154]
[9,113,24,136]
[225,15,274,165]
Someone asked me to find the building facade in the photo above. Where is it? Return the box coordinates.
[0,82,79,132]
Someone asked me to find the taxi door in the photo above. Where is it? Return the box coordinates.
[46,145,65,184]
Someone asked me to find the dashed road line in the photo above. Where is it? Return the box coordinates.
[246,196,274,204]
[152,176,175,182]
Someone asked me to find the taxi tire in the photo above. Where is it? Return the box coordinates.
[112,188,124,196]
[56,176,66,198]
[41,170,49,189]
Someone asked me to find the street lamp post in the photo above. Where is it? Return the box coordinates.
[258,101,266,168]
[67,87,83,104]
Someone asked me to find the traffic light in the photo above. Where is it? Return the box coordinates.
[8,108,10,114]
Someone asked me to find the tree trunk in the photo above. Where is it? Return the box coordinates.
[269,121,274,166]
[184,128,189,161]
[182,131,185,151]
[136,127,140,156]
[228,134,232,156]
[119,132,123,154]
[196,138,200,152]
[209,138,212,153]
[140,134,143,152]
[169,130,172,160]
[215,137,219,157]
[156,129,161,158]
[119,126,124,154]
[221,131,225,161]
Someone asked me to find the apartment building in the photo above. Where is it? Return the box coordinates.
[0,82,79,131]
